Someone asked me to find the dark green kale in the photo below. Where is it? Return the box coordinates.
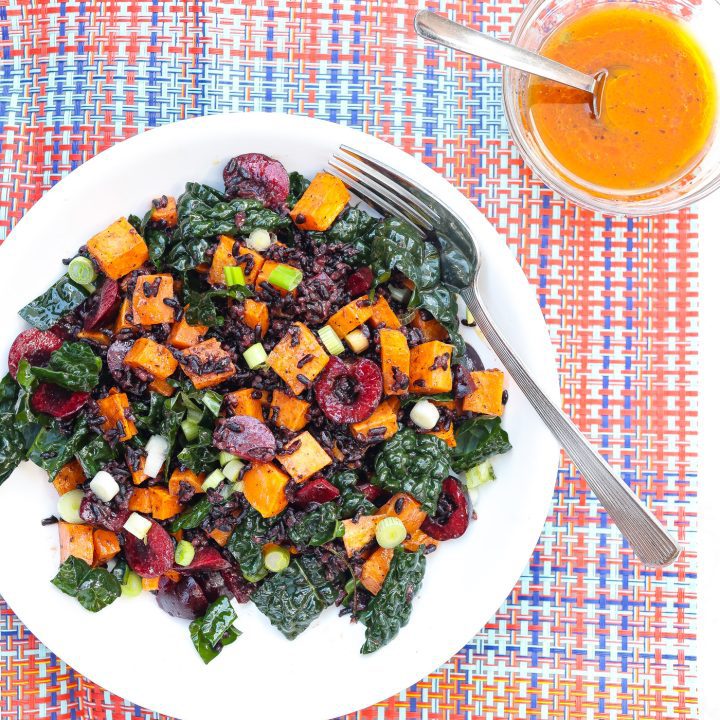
[51,556,121,612]
[287,171,310,208]
[134,391,185,479]
[359,547,426,653]
[373,428,452,514]
[189,596,241,664]
[176,444,219,474]
[399,392,454,407]
[0,413,26,485]
[12,360,45,440]
[168,481,237,532]
[144,224,171,270]
[252,553,342,640]
[183,285,253,328]
[18,275,90,331]
[226,508,281,580]
[28,416,89,480]
[323,207,378,266]
[0,373,19,413]
[75,435,116,478]
[30,342,101,392]
[332,470,376,518]
[287,503,343,548]
[452,416,512,472]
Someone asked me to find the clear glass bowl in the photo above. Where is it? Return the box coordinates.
[502,0,720,215]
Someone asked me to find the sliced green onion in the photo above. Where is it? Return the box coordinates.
[202,391,223,417]
[243,568,268,583]
[222,459,244,483]
[175,540,196,567]
[202,468,225,491]
[121,570,143,598]
[219,450,240,466]
[68,256,97,286]
[243,342,268,370]
[185,406,203,425]
[345,328,369,354]
[247,228,273,252]
[224,265,246,287]
[375,516,407,549]
[231,480,245,495]
[465,309,476,327]
[267,263,303,291]
[123,512,153,541]
[57,488,84,524]
[465,460,495,489]
[318,325,344,356]
[388,283,411,304]
[263,544,291,573]
[182,420,200,442]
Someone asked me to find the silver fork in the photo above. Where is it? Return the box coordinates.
[329,145,680,567]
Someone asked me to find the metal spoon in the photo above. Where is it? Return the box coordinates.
[415,10,606,116]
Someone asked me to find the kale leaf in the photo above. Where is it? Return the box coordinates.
[18,275,90,331]
[31,342,101,392]
[184,285,253,328]
[226,507,280,579]
[287,171,310,208]
[145,224,171,270]
[168,481,237,532]
[373,428,452,514]
[0,373,19,414]
[177,444,219,474]
[252,553,342,640]
[332,470,376,518]
[324,207,378,266]
[359,547,426,653]
[75,435,116,478]
[28,416,89,480]
[0,413,26,485]
[51,556,121,612]
[287,503,343,548]
[452,416,512,472]
[189,596,241,664]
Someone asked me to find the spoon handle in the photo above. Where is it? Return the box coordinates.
[415,10,596,94]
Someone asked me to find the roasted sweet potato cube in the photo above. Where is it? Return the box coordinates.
[243,462,290,518]
[148,377,176,397]
[270,389,310,432]
[462,369,505,416]
[254,259,299,297]
[180,338,236,390]
[360,547,394,595]
[141,577,160,591]
[409,340,453,394]
[327,296,374,339]
[53,460,85,495]
[266,322,329,395]
[277,431,332,483]
[342,514,386,557]
[402,528,439,553]
[127,453,148,486]
[225,388,268,421]
[411,311,449,341]
[208,528,231,547]
[209,235,265,286]
[378,328,410,396]
[76,330,111,346]
[93,529,120,566]
[97,391,137,441]
[129,488,153,513]
[242,299,270,338]
[369,295,401,330]
[169,468,205,497]
[378,493,427,534]
[87,217,149,280]
[167,307,208,349]
[150,487,184,521]
[289,172,350,231]
[58,522,94,565]
[350,399,399,442]
[150,195,178,227]
[114,298,138,334]
[132,273,175,325]
[124,337,178,380]
[427,423,456,447]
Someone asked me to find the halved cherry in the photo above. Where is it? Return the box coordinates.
[315,357,382,424]
[420,477,471,541]
[156,575,209,619]
[123,518,175,578]
[31,383,89,420]
[83,279,120,330]
[223,153,290,209]
[176,545,230,573]
[293,477,340,508]
[347,267,373,297]
[213,415,276,462]
[8,328,62,378]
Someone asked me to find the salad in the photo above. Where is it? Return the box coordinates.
[0,152,511,660]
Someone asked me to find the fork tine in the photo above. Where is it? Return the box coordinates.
[328,159,427,233]
[338,145,441,224]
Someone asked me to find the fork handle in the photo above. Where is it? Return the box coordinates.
[461,288,681,567]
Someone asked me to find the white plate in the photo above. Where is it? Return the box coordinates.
[0,113,560,720]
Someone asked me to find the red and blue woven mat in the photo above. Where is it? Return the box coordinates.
[0,2,696,718]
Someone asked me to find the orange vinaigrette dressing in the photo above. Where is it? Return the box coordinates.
[527,5,717,192]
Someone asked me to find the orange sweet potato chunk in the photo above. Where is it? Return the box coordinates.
[403,528,439,553]
[115,298,138,334]
[208,528,232,547]
[327,296,374,339]
[150,195,178,227]
[225,388,268,421]
[270,389,310,432]
[124,337,178,380]
[53,460,85,495]
[129,488,153,513]
[378,493,427,534]
[132,273,175,325]
[360,547,394,595]
[289,172,350,231]
[462,369,505,417]
[427,423,456,447]
[167,308,208,349]
[368,295,401,330]
[76,330,111,346]
[266,322,329,395]
[209,235,266,287]
[378,328,410,396]
[93,529,120,566]
[341,514,386,557]
[97,391,137,442]
[58,522,94,565]
[148,377,176,397]
[150,487,184,521]
[350,399,399,442]
[243,463,290,518]
[408,340,453,394]
[411,311,449,342]
[179,338,236,390]
[277,431,332,483]
[242,299,270,338]
[169,468,205,497]
[87,217,149,280]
